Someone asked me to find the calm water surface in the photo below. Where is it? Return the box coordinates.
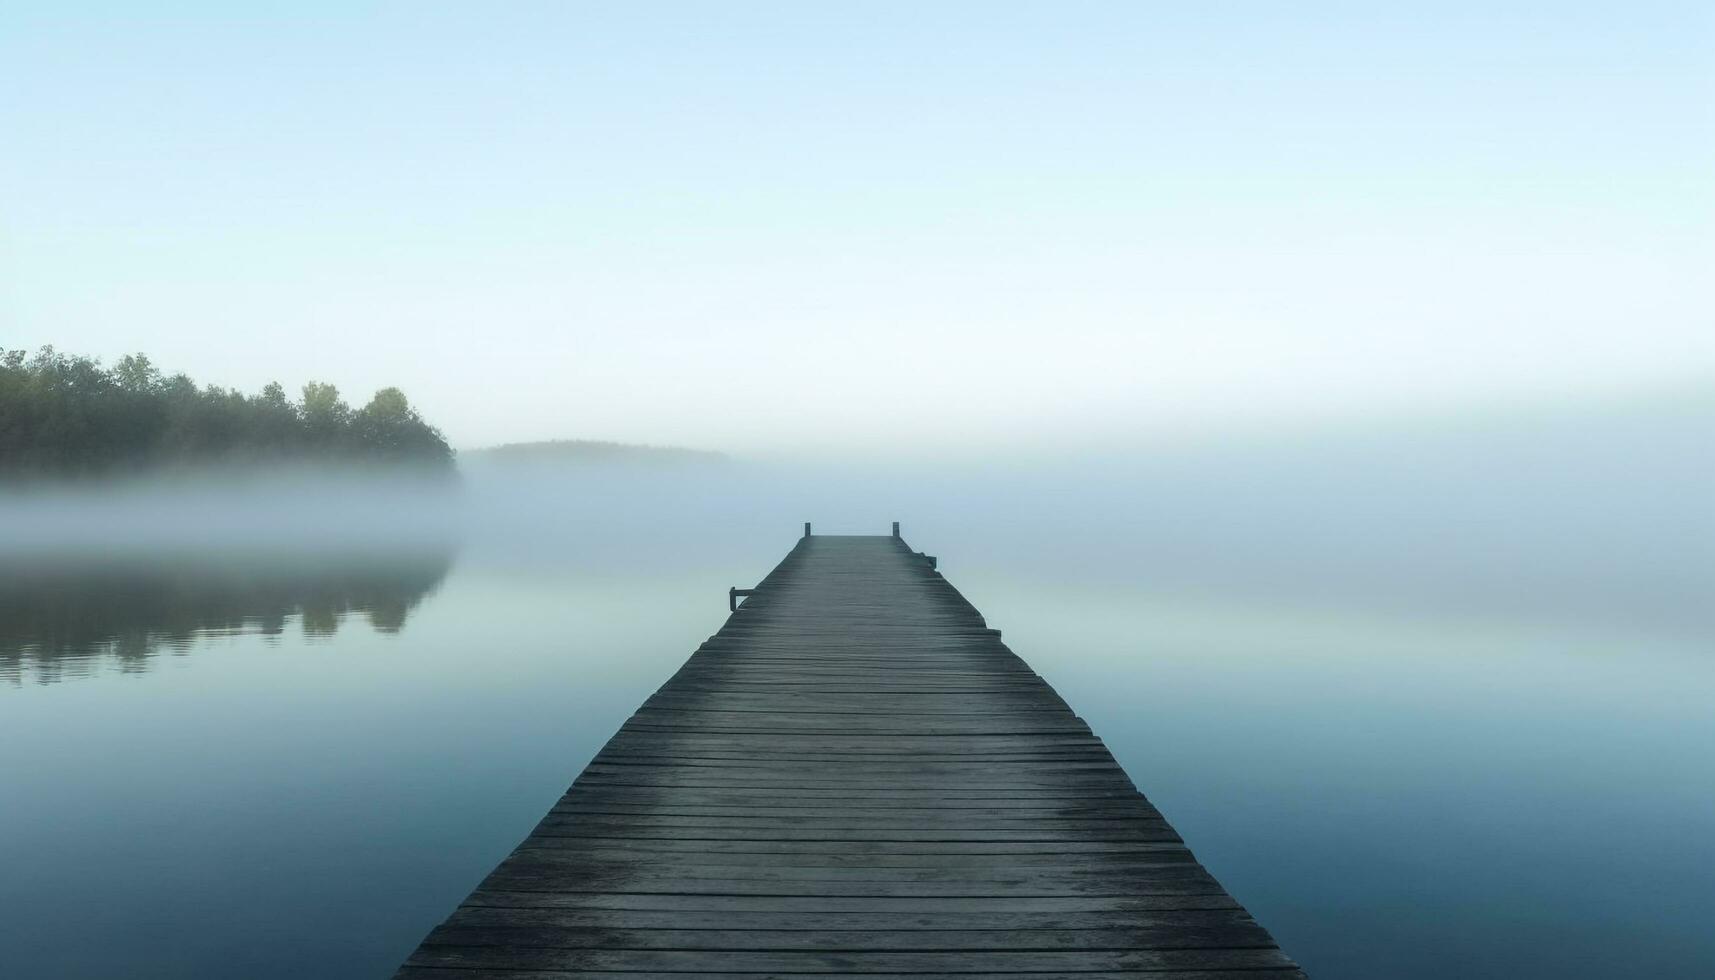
[2,454,1711,979]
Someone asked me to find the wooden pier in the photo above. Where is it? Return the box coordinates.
[396,529,1304,978]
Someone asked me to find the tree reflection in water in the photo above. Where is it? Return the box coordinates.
[0,549,454,685]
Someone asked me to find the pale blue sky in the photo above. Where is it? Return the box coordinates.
[2,2,1710,450]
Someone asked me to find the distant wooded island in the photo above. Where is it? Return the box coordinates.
[463,439,728,465]
[0,347,453,477]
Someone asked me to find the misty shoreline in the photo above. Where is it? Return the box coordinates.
[1,386,1707,643]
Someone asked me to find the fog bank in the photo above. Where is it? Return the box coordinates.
[4,392,1708,642]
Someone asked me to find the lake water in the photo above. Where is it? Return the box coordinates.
[2,430,1711,978]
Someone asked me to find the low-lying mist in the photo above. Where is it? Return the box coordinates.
[458,391,1712,641]
[0,463,462,559]
[3,389,1709,643]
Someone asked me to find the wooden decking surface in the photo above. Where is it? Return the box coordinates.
[396,534,1303,979]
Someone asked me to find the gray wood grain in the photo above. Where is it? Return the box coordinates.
[391,534,1301,977]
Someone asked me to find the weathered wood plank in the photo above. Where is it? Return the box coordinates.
[418,924,1277,951]
[502,838,1194,856]
[395,972,1310,980]
[392,534,1299,977]
[458,890,1250,913]
[403,946,1299,971]
[513,844,1195,866]
[547,806,1166,820]
[440,905,1259,930]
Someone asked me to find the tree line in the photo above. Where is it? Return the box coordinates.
[0,347,454,477]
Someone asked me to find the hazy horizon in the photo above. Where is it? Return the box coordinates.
[5,344,1707,460]
[4,3,1709,453]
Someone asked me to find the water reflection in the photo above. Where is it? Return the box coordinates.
[0,549,454,685]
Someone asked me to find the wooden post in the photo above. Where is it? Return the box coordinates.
[803,522,812,538]
[892,521,900,538]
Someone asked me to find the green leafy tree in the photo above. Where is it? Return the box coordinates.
[0,347,453,477]
[112,354,161,392]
